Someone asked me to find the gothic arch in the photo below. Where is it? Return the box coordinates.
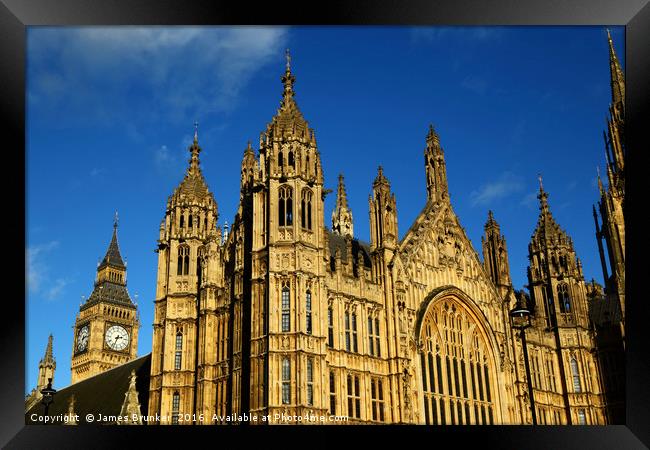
[413,286,503,425]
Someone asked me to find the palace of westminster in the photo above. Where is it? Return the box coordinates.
[26,32,626,426]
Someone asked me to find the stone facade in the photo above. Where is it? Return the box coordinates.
[144,48,623,425]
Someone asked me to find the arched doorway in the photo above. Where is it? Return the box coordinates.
[417,291,499,425]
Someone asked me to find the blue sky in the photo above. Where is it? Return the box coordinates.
[26,26,623,392]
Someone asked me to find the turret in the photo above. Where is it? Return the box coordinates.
[332,173,354,238]
[481,210,511,292]
[369,165,398,252]
[424,124,449,204]
[37,334,56,392]
[527,176,589,329]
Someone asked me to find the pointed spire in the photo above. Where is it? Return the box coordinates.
[537,173,549,215]
[606,29,625,107]
[100,213,125,269]
[188,122,201,176]
[172,123,212,201]
[374,165,390,188]
[485,210,499,231]
[597,166,604,194]
[281,48,296,102]
[424,124,449,203]
[119,369,143,425]
[41,334,55,366]
[332,174,354,238]
[336,174,349,210]
[426,124,440,147]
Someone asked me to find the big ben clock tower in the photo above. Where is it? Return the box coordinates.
[71,214,139,384]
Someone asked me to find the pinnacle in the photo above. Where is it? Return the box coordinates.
[100,218,125,269]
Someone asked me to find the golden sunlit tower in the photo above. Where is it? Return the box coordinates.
[148,124,225,424]
[71,214,139,384]
[524,178,606,425]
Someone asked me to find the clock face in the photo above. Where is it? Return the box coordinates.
[76,325,89,352]
[105,325,130,351]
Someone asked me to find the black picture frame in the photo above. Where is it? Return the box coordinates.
[5,0,648,448]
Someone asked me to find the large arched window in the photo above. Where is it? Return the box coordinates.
[278,185,293,227]
[558,283,571,313]
[301,189,313,230]
[419,297,497,425]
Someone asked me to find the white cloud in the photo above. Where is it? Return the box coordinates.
[27,241,72,301]
[520,192,538,210]
[28,26,290,125]
[26,241,59,293]
[45,279,70,301]
[470,172,524,206]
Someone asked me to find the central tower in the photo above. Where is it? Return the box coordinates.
[229,50,328,418]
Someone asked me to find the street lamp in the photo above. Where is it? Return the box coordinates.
[40,377,57,418]
[510,291,537,425]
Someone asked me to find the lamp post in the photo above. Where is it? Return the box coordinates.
[40,377,57,419]
[510,292,537,425]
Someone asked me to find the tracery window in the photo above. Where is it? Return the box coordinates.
[419,298,496,425]
[305,290,312,334]
[577,409,586,425]
[558,283,571,314]
[301,189,313,230]
[306,358,314,406]
[177,245,190,276]
[347,374,361,419]
[371,378,385,422]
[327,306,334,347]
[282,358,291,404]
[278,185,293,227]
[368,316,381,357]
[571,357,582,393]
[281,283,290,332]
[172,392,180,424]
[329,371,337,414]
[174,331,183,370]
[351,311,358,353]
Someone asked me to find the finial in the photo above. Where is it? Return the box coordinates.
[426,124,440,146]
[114,210,119,229]
[281,49,296,100]
[606,28,612,43]
[537,173,543,191]
[193,121,199,144]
